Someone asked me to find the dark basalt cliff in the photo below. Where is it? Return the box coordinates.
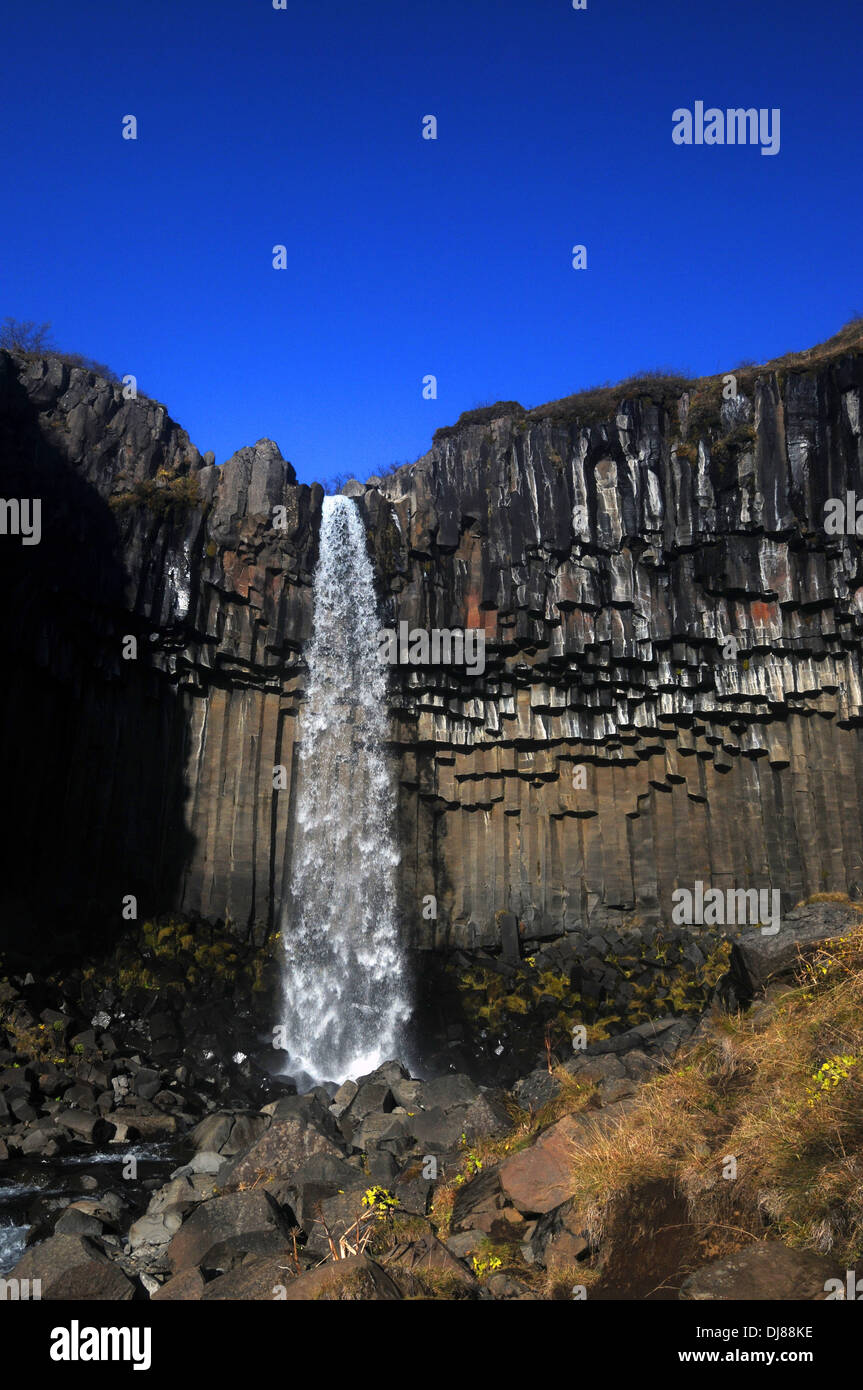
[2,326,863,962]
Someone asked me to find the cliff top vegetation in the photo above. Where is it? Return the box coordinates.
[431,315,863,443]
[0,317,120,384]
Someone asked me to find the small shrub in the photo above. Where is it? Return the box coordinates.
[110,473,200,518]
[1,318,120,381]
[361,1187,398,1219]
[471,1253,502,1279]
[0,318,54,353]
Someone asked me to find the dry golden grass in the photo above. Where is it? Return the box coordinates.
[529,316,863,427]
[563,925,863,1266]
[428,1073,598,1240]
[797,891,863,911]
[765,315,863,376]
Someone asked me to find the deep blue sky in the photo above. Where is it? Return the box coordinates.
[3,1,861,485]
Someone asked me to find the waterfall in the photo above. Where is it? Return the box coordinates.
[279,494,410,1082]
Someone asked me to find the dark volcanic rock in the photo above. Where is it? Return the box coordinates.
[225,1116,344,1192]
[450,1167,506,1232]
[513,1069,564,1112]
[284,1154,367,1230]
[417,1075,480,1111]
[499,1101,636,1214]
[165,1191,294,1274]
[4,336,863,968]
[281,1254,403,1301]
[9,1235,136,1300]
[198,1254,296,1301]
[528,1196,591,1269]
[725,902,862,1000]
[679,1242,841,1301]
[151,1267,206,1301]
[383,1230,479,1293]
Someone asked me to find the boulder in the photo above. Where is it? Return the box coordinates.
[188,1112,235,1154]
[200,1251,404,1301]
[20,1127,63,1156]
[123,1113,179,1141]
[223,1113,269,1155]
[512,1069,563,1113]
[200,1252,298,1300]
[450,1167,505,1232]
[383,1229,479,1292]
[260,1094,339,1140]
[446,1230,485,1260]
[133,1067,162,1101]
[56,1108,114,1143]
[53,1208,104,1238]
[600,1078,638,1105]
[64,1193,128,1230]
[499,1101,636,1214]
[498,1116,582,1214]
[128,1209,185,1251]
[565,1054,625,1084]
[680,1242,841,1300]
[621,1049,661,1082]
[8,1235,135,1300]
[172,1151,224,1178]
[303,1190,375,1258]
[418,1075,480,1111]
[727,902,863,1000]
[332,1079,358,1110]
[408,1107,468,1154]
[165,1191,294,1273]
[354,1111,413,1156]
[487,1272,537,1299]
[343,1080,395,1125]
[527,1196,590,1269]
[64,1082,97,1109]
[390,1078,423,1110]
[225,1115,344,1192]
[366,1150,399,1184]
[150,1175,217,1215]
[456,1093,513,1142]
[151,1268,206,1301]
[283,1254,403,1301]
[284,1154,367,1229]
[393,1163,433,1216]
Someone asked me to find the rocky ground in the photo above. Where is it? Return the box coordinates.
[2,901,861,1300]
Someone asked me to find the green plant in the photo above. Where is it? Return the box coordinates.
[458,1135,484,1175]
[806,1055,858,1106]
[361,1186,397,1219]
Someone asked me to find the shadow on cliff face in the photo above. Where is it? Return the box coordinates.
[0,361,195,968]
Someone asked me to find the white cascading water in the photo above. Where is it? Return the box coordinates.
[280,494,410,1082]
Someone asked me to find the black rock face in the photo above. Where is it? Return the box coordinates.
[2,339,863,963]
